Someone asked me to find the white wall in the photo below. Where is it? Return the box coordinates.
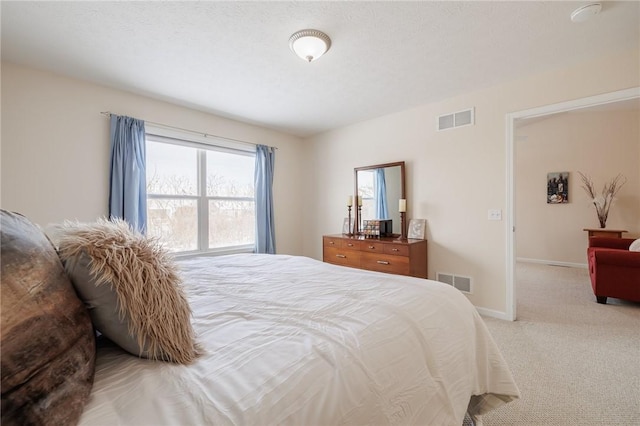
[3,48,638,316]
[0,62,306,255]
[303,48,639,314]
[515,108,640,266]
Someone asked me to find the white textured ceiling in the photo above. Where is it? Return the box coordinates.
[2,1,638,137]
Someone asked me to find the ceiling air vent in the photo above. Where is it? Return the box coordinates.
[437,107,475,131]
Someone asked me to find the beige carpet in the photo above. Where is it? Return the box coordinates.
[479,262,640,426]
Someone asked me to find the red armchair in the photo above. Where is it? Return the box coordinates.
[587,237,640,304]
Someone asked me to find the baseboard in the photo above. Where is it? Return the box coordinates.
[476,258,588,321]
[517,257,587,269]
[475,306,511,321]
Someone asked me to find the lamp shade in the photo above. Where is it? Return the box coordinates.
[289,29,331,62]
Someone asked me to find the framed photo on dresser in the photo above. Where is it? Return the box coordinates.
[342,217,354,235]
[408,219,426,239]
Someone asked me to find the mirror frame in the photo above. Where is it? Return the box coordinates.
[354,161,406,235]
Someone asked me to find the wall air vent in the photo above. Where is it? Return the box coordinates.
[437,107,475,131]
[437,272,472,294]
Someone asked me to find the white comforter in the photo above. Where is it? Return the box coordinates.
[80,254,519,425]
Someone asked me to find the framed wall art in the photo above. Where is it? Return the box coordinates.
[547,172,569,204]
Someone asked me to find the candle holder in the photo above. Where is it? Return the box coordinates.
[345,206,354,236]
[356,204,362,235]
[396,212,407,241]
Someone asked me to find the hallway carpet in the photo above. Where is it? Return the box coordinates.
[480,262,640,426]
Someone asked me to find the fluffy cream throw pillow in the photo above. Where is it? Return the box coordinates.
[57,218,199,364]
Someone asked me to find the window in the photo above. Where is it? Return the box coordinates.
[358,170,375,220]
[145,133,255,254]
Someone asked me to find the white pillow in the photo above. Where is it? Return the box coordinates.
[630,238,640,252]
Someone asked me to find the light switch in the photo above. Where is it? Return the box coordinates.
[488,209,502,221]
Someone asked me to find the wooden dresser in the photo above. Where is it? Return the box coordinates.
[322,234,427,278]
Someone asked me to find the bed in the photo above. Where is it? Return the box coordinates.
[79,254,519,425]
[1,211,518,425]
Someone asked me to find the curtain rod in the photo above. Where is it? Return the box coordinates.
[100,111,276,149]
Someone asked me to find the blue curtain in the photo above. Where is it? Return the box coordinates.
[108,115,147,233]
[255,145,276,254]
[374,168,389,219]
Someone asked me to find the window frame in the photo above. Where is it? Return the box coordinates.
[145,125,256,257]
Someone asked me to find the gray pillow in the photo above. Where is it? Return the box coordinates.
[65,252,157,358]
[56,218,199,364]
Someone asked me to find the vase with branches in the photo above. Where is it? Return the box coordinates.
[578,172,626,228]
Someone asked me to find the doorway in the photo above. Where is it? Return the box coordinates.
[505,87,640,321]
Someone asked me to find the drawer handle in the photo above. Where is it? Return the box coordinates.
[376,260,390,265]
[391,248,399,252]
[329,241,335,245]
[368,245,375,249]
[336,254,346,258]
[347,243,354,247]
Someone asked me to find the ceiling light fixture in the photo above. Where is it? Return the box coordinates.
[570,3,602,23]
[289,29,331,63]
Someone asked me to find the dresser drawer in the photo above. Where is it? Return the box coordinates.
[342,240,360,251]
[360,241,385,253]
[360,252,410,275]
[323,236,360,250]
[383,243,409,256]
[323,236,343,248]
[323,247,361,268]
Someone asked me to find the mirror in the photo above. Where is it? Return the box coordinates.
[354,161,406,235]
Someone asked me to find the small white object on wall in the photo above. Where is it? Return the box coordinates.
[488,209,502,221]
